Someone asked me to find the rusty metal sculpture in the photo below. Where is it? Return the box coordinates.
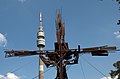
[5,11,117,79]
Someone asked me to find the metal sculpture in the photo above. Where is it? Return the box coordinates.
[5,11,117,79]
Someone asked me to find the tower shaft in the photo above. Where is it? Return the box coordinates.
[39,54,44,79]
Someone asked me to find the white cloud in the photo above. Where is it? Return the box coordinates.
[7,73,20,79]
[0,74,5,79]
[114,31,119,35]
[100,76,118,79]
[18,0,26,3]
[116,34,120,38]
[100,76,111,79]
[113,31,120,39]
[0,73,21,79]
[0,33,7,47]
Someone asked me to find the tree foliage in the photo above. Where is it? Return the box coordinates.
[110,61,120,79]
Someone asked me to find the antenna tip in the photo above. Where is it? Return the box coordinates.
[40,12,42,21]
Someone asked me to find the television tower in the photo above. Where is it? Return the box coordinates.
[37,13,45,79]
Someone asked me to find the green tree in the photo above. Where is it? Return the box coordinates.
[110,61,120,79]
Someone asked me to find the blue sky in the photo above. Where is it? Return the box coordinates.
[0,0,120,79]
